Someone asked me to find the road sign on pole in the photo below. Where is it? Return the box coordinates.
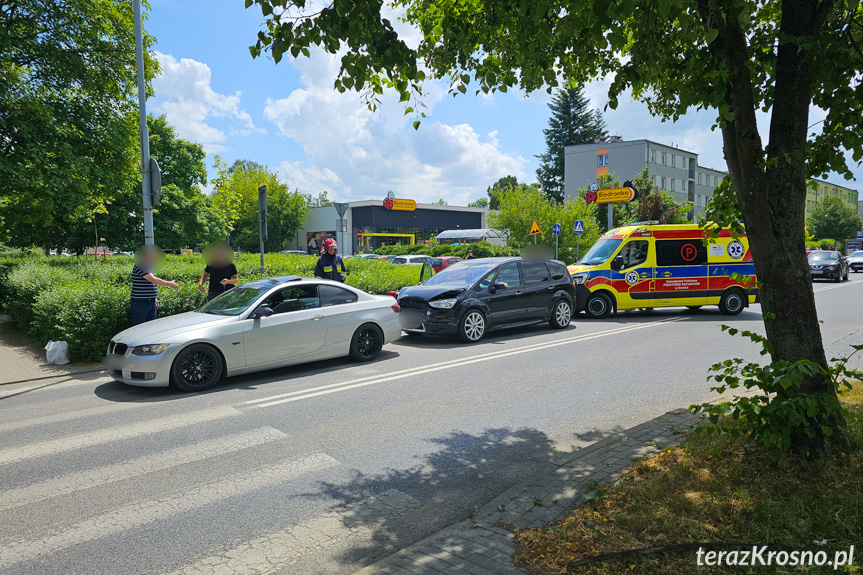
[573,220,585,234]
[258,185,267,274]
[552,223,561,236]
[857,231,863,239]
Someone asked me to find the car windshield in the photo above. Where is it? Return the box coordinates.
[423,263,498,288]
[809,251,838,262]
[851,251,863,258]
[429,258,443,266]
[198,286,267,316]
[579,239,623,265]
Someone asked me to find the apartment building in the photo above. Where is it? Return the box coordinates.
[805,179,858,218]
[563,137,727,219]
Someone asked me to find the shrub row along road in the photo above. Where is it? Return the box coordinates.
[0,278,861,575]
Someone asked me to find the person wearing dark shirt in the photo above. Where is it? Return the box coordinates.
[465,250,475,260]
[198,244,239,301]
[314,239,347,282]
[130,245,179,326]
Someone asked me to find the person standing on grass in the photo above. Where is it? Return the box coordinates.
[198,243,239,301]
[131,245,179,326]
[314,238,347,282]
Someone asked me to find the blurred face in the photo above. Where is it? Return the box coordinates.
[203,242,234,266]
[135,245,163,268]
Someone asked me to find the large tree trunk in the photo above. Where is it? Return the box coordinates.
[715,0,844,457]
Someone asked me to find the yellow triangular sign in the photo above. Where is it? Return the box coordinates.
[529,220,542,236]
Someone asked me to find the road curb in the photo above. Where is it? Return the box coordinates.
[350,408,703,575]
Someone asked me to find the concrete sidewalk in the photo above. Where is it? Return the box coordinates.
[352,408,701,575]
[0,316,103,385]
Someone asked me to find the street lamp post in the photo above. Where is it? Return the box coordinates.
[134,0,154,245]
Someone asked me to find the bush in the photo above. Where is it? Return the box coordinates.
[31,282,130,362]
[376,241,519,259]
[1,253,422,362]
[818,238,838,250]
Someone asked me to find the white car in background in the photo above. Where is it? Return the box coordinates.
[105,276,401,392]
[390,255,432,266]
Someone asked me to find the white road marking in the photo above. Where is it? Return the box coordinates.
[0,452,339,569]
[813,280,861,293]
[0,405,240,466]
[0,402,142,434]
[247,317,688,409]
[160,489,419,575]
[0,427,287,511]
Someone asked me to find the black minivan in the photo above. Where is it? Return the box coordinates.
[396,257,574,342]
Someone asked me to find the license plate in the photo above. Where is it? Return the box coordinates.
[810,270,822,275]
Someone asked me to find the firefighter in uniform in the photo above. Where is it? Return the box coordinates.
[314,238,347,282]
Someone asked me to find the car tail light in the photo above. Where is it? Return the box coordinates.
[389,290,399,298]
[391,303,400,313]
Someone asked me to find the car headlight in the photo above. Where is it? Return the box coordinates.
[572,272,589,285]
[428,298,457,309]
[825,264,837,269]
[131,344,169,356]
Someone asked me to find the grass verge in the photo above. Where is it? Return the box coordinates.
[514,383,863,574]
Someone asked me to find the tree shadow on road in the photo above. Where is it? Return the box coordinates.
[309,426,557,567]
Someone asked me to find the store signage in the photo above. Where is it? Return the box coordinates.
[382,197,417,211]
[585,180,639,205]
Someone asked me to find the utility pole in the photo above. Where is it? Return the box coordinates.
[134,0,154,245]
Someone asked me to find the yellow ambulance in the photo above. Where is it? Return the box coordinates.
[568,223,757,318]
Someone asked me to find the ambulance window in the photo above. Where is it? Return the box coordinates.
[656,240,708,266]
[621,241,650,268]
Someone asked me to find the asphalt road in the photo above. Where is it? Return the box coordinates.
[1,276,861,575]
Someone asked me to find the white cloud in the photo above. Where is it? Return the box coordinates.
[152,52,264,153]
[263,49,526,203]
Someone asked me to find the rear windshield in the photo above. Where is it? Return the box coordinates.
[429,258,443,266]
[391,257,407,265]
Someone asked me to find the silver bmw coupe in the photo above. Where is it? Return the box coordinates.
[105,276,402,392]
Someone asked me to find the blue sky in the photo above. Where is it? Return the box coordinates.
[146,0,858,205]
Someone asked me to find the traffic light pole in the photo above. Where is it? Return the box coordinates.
[134,0,154,245]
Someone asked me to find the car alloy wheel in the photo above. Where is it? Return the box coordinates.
[461,310,486,342]
[171,344,223,392]
[550,300,571,329]
[350,324,383,361]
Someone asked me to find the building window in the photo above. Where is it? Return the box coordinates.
[671,178,676,191]
[650,150,656,163]
[682,157,687,169]
[661,177,667,190]
[697,173,702,184]
[661,152,667,165]
[597,153,609,167]
[671,155,676,168]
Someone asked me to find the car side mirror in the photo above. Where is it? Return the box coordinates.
[491,282,508,291]
[251,306,273,319]
[612,256,625,272]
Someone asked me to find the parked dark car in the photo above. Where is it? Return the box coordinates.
[396,257,574,342]
[808,250,849,282]
[848,250,863,273]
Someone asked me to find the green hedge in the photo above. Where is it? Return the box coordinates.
[3,254,419,362]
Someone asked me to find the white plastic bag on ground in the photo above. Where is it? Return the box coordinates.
[45,340,70,365]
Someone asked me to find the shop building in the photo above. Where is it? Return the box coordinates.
[294,198,488,254]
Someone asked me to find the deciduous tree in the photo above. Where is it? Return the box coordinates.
[247,0,863,456]
[808,196,861,242]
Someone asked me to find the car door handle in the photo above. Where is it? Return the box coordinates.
[310,315,323,321]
